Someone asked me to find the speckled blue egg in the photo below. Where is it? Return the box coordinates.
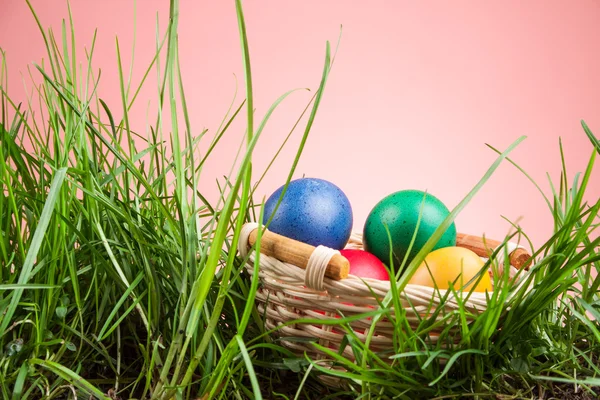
[262,178,353,250]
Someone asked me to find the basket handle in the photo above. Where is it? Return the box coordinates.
[456,233,531,270]
[241,226,533,282]
[245,227,350,280]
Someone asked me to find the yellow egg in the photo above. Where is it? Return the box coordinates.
[408,247,492,292]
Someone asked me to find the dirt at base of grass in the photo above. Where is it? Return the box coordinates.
[261,381,600,400]
[531,384,600,400]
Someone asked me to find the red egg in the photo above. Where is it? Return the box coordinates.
[340,249,390,281]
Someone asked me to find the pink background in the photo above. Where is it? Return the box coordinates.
[2,1,599,249]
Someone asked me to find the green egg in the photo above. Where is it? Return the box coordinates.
[363,190,456,271]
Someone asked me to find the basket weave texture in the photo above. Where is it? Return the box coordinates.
[238,222,521,360]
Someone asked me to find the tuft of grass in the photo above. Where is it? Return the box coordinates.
[0,0,333,398]
[0,0,599,399]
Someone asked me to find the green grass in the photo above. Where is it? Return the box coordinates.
[1,1,599,399]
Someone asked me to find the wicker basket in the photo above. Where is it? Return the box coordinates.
[238,222,527,361]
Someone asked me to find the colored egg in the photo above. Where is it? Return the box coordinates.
[340,249,389,281]
[363,190,456,270]
[408,247,492,292]
[263,178,353,250]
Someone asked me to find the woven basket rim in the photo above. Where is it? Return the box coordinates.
[242,227,525,297]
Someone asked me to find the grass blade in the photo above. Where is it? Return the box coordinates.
[0,167,67,336]
[30,359,111,400]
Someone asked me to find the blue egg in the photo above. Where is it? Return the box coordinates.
[262,178,353,250]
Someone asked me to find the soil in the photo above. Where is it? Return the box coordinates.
[531,384,600,400]
[259,381,600,399]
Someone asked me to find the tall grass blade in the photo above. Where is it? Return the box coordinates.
[0,167,67,336]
